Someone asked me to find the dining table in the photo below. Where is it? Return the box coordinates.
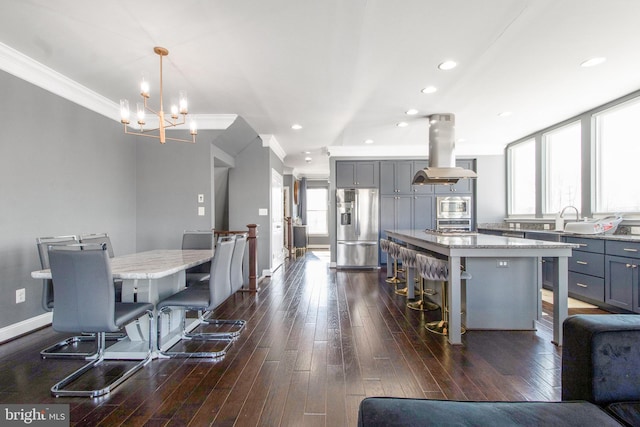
[31,249,213,360]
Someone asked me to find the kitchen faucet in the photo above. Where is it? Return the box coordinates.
[560,205,580,221]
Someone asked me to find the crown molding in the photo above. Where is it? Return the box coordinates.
[0,42,236,130]
[260,134,287,161]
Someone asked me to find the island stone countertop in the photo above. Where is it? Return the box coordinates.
[478,224,640,242]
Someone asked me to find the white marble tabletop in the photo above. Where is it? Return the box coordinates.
[31,249,213,280]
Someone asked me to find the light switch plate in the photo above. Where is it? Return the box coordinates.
[259,208,268,216]
[198,206,205,216]
[198,194,204,203]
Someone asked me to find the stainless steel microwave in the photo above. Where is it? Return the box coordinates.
[436,196,471,219]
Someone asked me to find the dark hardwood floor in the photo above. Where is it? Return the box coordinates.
[0,250,607,426]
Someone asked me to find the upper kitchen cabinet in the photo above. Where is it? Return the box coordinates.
[411,160,434,194]
[435,159,475,194]
[336,161,379,188]
[380,161,414,195]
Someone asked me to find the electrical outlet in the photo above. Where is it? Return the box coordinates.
[543,224,550,230]
[497,260,509,268]
[16,288,25,304]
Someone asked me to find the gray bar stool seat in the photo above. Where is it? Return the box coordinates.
[385,241,405,285]
[414,253,472,336]
[407,252,441,312]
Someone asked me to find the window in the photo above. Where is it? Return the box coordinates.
[594,98,640,213]
[306,188,328,235]
[508,139,536,215]
[543,122,581,214]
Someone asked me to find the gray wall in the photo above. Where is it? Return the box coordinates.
[0,70,137,330]
[214,167,230,231]
[135,129,223,251]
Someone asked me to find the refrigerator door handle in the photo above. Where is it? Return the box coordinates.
[355,191,360,236]
[338,241,377,246]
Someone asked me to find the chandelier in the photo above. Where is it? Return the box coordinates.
[119,47,197,144]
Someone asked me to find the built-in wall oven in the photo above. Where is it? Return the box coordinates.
[436,196,472,231]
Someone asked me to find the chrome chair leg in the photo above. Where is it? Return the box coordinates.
[51,311,154,398]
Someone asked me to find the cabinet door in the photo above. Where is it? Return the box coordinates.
[396,196,412,230]
[541,258,556,289]
[413,195,434,230]
[379,196,396,264]
[605,255,636,310]
[412,160,434,194]
[379,162,396,194]
[355,162,378,187]
[435,159,475,194]
[395,161,414,194]
[336,162,355,188]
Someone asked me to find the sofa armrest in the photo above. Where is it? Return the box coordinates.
[562,314,640,405]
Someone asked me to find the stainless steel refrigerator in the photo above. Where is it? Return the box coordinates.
[336,188,379,268]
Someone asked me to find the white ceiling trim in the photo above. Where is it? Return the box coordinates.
[327,144,503,158]
[0,42,236,130]
[260,134,286,161]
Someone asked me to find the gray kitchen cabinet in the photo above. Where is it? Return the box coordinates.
[380,161,413,195]
[412,195,435,231]
[525,232,564,290]
[435,159,475,194]
[605,240,640,312]
[411,160,434,194]
[336,161,379,188]
[380,195,412,264]
[565,236,605,302]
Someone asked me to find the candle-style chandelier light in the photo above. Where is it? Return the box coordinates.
[120,47,197,144]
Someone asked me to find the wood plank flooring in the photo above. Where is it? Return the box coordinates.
[0,250,607,426]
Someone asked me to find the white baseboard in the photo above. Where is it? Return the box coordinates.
[0,312,52,343]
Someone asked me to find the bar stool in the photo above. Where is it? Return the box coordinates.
[395,246,415,297]
[414,254,472,336]
[408,253,441,311]
[386,242,405,285]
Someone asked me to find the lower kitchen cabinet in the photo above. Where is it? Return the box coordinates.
[566,236,605,303]
[380,195,412,264]
[605,254,639,312]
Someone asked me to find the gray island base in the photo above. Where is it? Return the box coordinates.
[385,229,577,345]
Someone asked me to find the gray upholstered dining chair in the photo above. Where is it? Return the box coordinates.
[182,230,214,286]
[36,235,99,359]
[48,243,154,397]
[156,235,238,358]
[230,233,248,293]
[79,232,123,302]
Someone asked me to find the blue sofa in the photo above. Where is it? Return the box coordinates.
[358,315,640,426]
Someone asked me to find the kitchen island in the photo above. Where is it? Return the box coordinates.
[385,229,577,345]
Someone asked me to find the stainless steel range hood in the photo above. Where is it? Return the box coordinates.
[412,113,477,185]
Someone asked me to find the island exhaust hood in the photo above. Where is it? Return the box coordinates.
[412,113,477,185]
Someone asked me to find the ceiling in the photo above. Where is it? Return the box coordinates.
[1,0,640,177]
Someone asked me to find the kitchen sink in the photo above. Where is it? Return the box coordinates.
[564,216,623,234]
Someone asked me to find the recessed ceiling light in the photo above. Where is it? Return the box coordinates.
[291,124,303,130]
[397,122,409,128]
[581,57,606,68]
[421,86,438,94]
[498,111,513,117]
[405,109,419,115]
[457,138,466,142]
[438,60,457,71]
[303,151,311,154]
[364,139,374,144]
[304,156,312,162]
